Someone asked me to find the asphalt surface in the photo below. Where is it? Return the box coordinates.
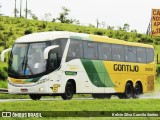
[0,88,160,102]
[0,93,159,102]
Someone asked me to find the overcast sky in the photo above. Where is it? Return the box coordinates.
[1,0,160,34]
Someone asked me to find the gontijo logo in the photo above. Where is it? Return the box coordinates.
[113,64,139,72]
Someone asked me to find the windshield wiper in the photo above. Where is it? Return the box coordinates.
[17,56,26,75]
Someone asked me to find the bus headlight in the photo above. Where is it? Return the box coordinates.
[37,78,48,84]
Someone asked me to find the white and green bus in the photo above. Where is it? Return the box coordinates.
[1,31,155,100]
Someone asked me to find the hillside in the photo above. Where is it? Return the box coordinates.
[0,16,160,80]
[0,16,160,48]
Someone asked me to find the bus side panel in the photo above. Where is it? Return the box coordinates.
[103,61,155,93]
[64,59,116,94]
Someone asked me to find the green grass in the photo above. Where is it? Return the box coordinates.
[0,99,160,119]
[0,99,160,111]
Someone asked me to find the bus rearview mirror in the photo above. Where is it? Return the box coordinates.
[43,45,59,59]
[1,48,12,62]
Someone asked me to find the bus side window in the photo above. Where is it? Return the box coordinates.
[146,48,154,63]
[136,47,146,63]
[124,46,136,62]
[98,43,111,60]
[51,38,68,63]
[112,44,125,62]
[66,40,83,62]
[83,41,98,60]
[48,51,58,71]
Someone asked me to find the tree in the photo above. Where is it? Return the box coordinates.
[107,26,114,30]
[131,29,137,33]
[117,26,123,31]
[25,9,38,20]
[56,6,79,24]
[123,23,130,31]
[31,14,38,20]
[14,0,17,17]
[96,19,100,28]
[57,6,70,23]
[14,8,19,17]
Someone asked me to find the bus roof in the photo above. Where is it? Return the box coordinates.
[15,31,153,48]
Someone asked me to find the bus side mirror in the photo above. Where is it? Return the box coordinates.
[43,45,59,59]
[1,48,12,62]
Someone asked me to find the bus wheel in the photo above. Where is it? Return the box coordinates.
[104,94,112,99]
[118,94,124,99]
[133,83,141,99]
[61,81,74,100]
[124,82,133,99]
[29,94,41,100]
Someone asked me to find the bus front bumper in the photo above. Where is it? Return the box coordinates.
[8,81,57,94]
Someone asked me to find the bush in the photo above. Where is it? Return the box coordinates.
[24,29,33,35]
[94,30,104,35]
[0,24,4,30]
[157,65,160,74]
[0,66,8,80]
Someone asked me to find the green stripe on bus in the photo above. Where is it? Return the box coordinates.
[81,59,115,87]
[81,59,105,87]
[92,61,115,87]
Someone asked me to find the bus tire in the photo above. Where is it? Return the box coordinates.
[61,81,74,100]
[133,83,142,99]
[29,94,41,100]
[124,82,133,99]
[117,94,124,99]
[104,94,112,99]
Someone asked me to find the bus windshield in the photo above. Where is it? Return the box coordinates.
[8,42,50,78]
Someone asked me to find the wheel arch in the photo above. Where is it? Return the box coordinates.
[67,79,76,94]
[125,80,134,89]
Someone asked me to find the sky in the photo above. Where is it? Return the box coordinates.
[0,0,160,34]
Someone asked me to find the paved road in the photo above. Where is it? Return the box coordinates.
[0,98,95,102]
[0,88,159,102]
[140,92,160,99]
[0,93,159,102]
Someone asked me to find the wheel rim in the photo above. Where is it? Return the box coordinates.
[125,83,132,98]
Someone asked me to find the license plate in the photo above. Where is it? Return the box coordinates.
[21,89,28,92]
